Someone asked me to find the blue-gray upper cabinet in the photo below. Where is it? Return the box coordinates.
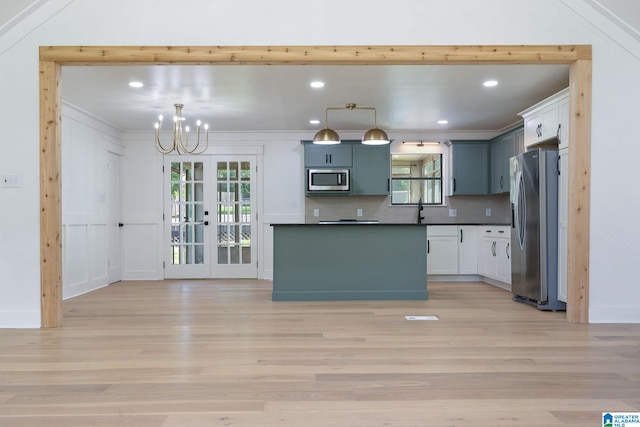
[450,141,489,195]
[304,144,352,167]
[489,126,523,194]
[352,144,390,195]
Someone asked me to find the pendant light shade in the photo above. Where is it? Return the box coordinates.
[362,127,390,145]
[312,128,341,145]
[312,103,390,145]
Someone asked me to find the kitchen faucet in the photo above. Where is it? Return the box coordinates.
[417,198,425,224]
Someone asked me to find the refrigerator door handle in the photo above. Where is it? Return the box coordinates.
[514,170,526,250]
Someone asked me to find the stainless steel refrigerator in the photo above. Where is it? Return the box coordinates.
[510,148,565,311]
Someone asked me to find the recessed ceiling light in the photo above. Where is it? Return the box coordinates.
[309,119,321,125]
[438,120,448,125]
[310,81,325,89]
[129,81,144,88]
[483,80,498,87]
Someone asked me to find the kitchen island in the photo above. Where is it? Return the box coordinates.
[271,223,428,301]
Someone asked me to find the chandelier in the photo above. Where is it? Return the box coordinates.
[313,103,389,145]
[154,104,209,154]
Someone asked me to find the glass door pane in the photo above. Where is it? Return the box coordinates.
[165,158,209,279]
[213,157,256,277]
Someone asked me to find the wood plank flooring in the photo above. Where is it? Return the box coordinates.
[0,280,638,426]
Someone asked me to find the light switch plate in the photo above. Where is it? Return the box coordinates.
[448,209,457,217]
[1,175,20,188]
[486,208,492,217]
[357,209,363,217]
[313,208,319,217]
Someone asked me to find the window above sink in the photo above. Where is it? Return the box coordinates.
[391,153,443,205]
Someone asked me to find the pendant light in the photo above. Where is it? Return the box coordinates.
[313,103,389,145]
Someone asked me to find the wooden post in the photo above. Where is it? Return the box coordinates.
[567,59,592,323]
[39,60,63,328]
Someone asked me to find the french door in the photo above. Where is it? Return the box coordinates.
[163,155,257,279]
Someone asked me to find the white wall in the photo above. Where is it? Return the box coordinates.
[61,103,124,298]
[1,0,640,325]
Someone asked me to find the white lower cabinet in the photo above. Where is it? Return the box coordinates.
[427,225,478,275]
[479,226,511,284]
[495,239,511,283]
[458,225,478,274]
[427,226,459,275]
[427,224,510,285]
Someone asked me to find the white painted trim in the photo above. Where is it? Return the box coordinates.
[0,311,40,328]
[0,0,74,55]
[561,0,640,60]
[63,101,126,137]
[590,305,640,323]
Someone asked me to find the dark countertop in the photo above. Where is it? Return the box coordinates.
[271,222,510,226]
[271,223,427,226]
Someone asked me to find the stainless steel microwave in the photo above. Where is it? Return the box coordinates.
[307,169,350,192]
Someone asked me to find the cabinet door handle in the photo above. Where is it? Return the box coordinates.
[558,155,561,175]
[460,229,463,243]
[387,178,390,192]
[453,178,456,193]
[427,240,430,254]
[500,175,504,190]
[325,154,329,163]
[506,243,510,259]
[557,123,561,141]
[329,154,332,163]
[492,241,496,256]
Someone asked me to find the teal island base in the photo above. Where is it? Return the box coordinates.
[271,223,428,301]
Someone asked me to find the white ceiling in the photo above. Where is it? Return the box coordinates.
[62,64,570,135]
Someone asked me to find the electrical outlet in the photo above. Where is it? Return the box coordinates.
[448,209,457,217]
[357,209,363,217]
[313,209,319,217]
[486,208,492,217]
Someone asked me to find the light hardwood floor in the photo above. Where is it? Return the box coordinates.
[0,280,638,427]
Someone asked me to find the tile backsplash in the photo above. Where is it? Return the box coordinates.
[304,194,511,224]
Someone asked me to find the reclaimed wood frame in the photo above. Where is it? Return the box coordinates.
[39,45,592,326]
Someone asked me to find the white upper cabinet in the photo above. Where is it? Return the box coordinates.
[558,97,570,150]
[519,88,569,149]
